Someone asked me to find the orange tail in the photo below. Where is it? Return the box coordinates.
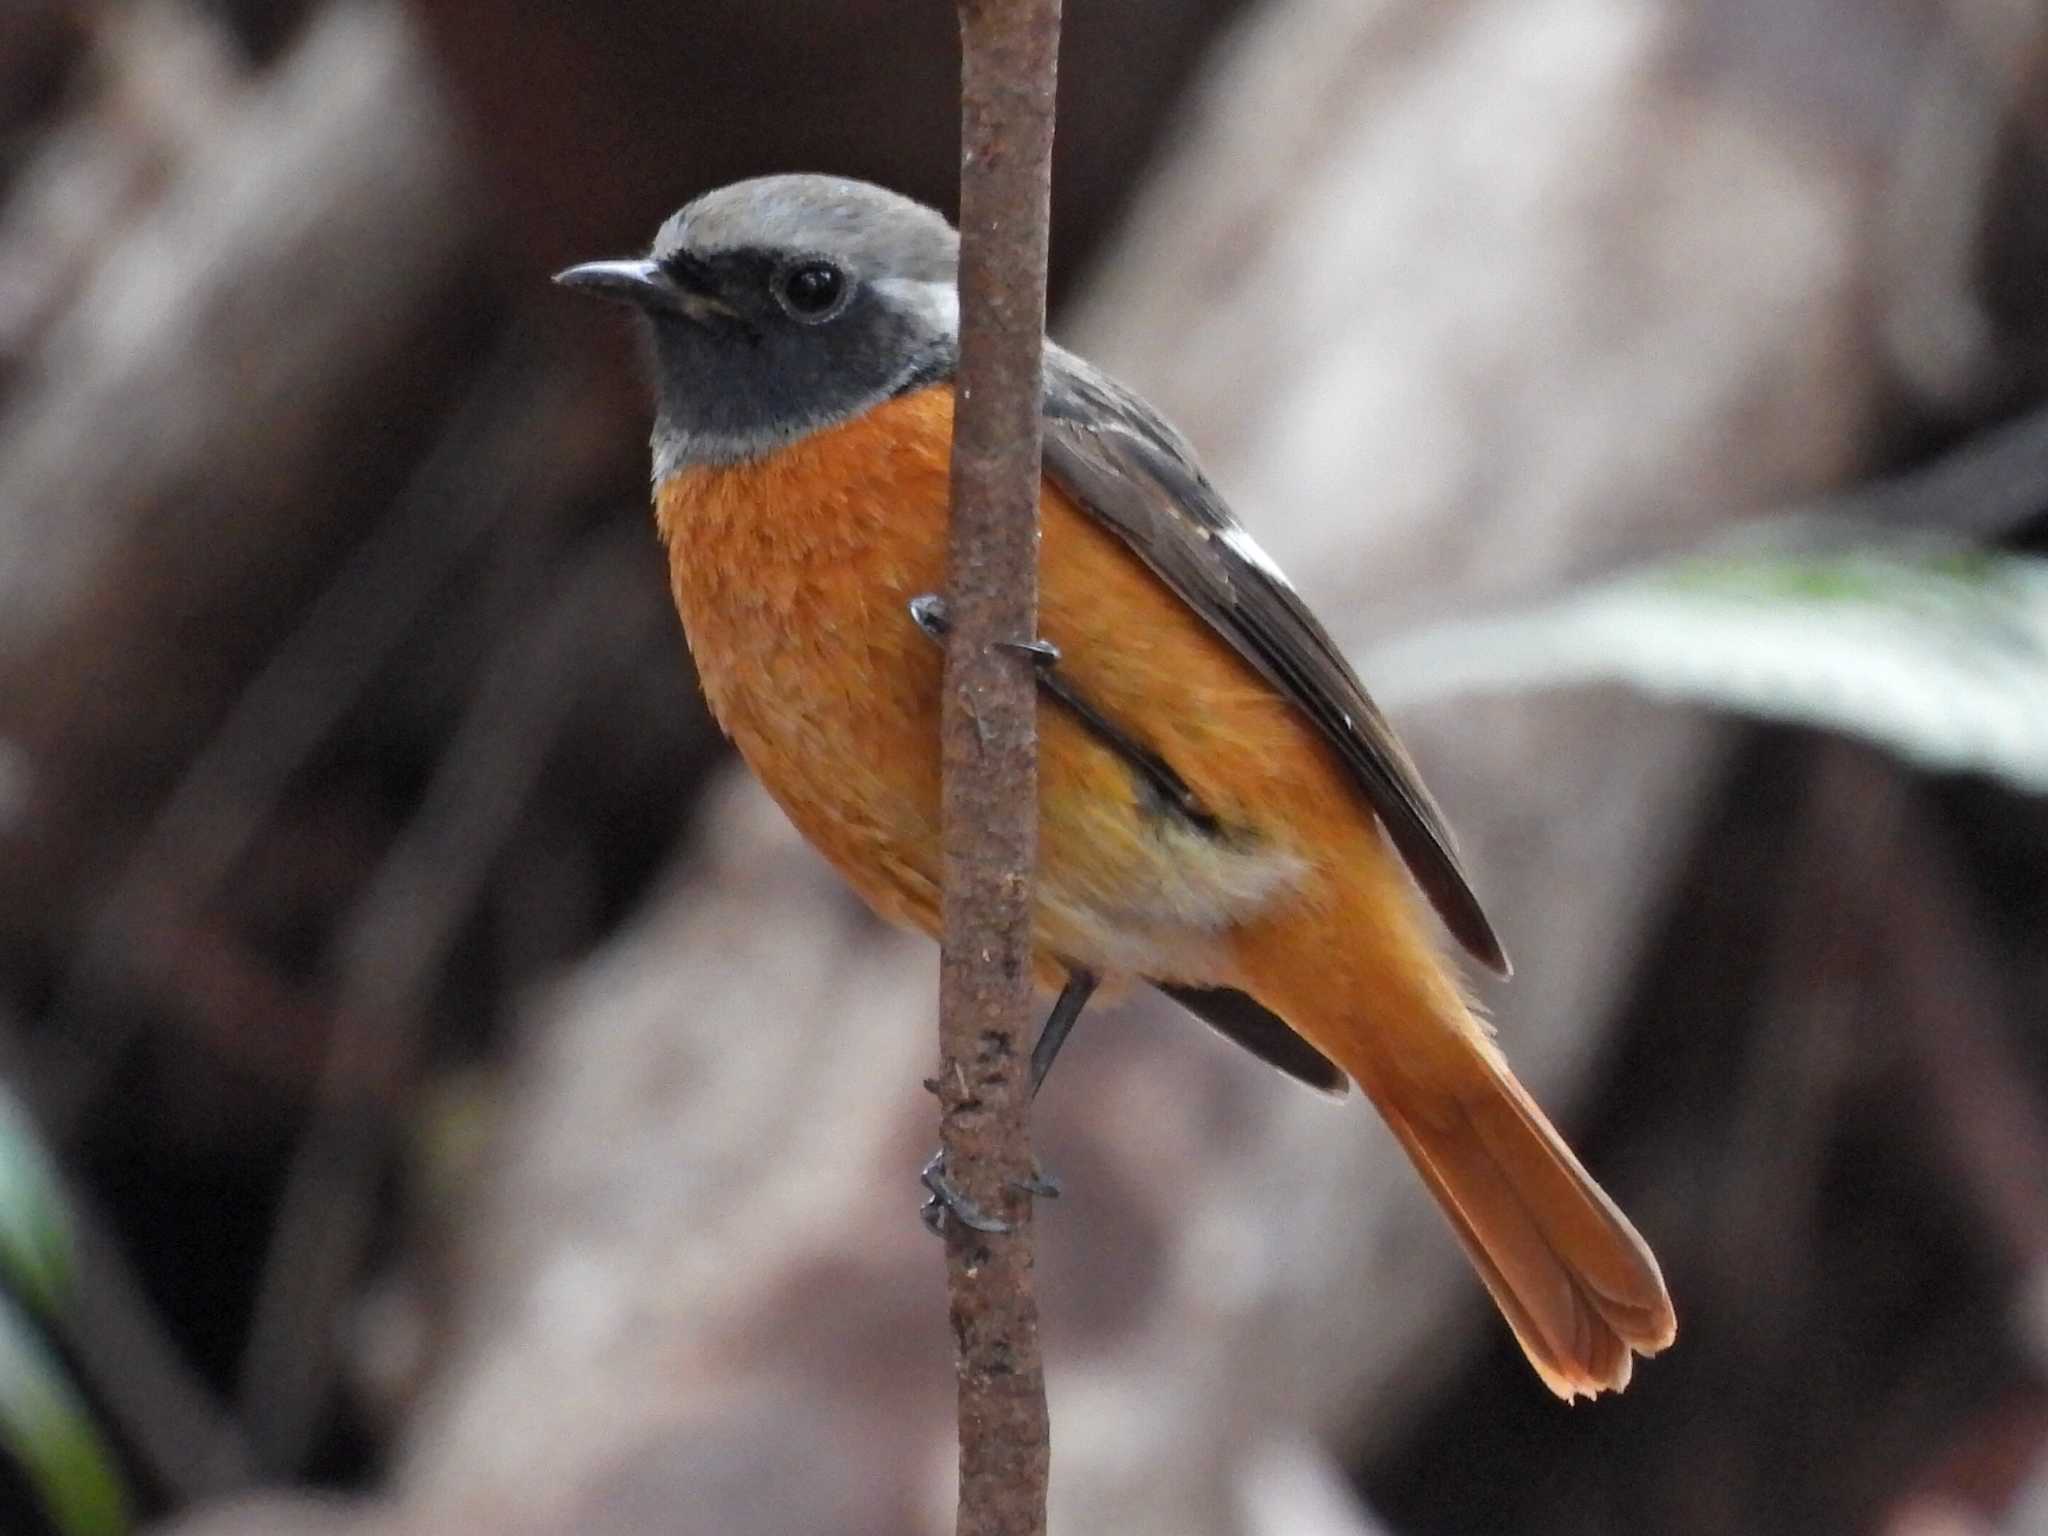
[1362,1032,1675,1398]
[1232,870,1675,1398]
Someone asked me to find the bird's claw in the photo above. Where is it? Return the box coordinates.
[907,595,1060,669]
[920,1150,1009,1236]
[918,1149,1061,1235]
[908,593,950,640]
[1014,1161,1062,1199]
[999,637,1061,668]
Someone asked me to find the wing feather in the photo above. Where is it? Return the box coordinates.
[1041,346,1508,975]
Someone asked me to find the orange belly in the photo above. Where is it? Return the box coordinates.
[654,385,1380,986]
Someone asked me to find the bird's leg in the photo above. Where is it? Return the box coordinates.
[1030,968,1098,1099]
[913,588,1168,1235]
[1006,968,1104,1202]
[919,969,1100,1235]
[907,594,1216,831]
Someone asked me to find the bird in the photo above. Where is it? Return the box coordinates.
[557,173,1674,1398]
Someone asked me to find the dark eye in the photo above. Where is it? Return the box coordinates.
[779,261,845,317]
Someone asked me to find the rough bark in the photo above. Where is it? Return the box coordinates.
[936,2,1063,1534]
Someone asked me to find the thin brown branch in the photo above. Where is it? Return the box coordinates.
[938,3,1062,1534]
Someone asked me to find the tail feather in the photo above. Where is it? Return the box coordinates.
[1372,1052,1672,1398]
[1383,1105,1632,1396]
[1223,835,1674,1398]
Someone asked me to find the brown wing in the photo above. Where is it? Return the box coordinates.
[1042,345,1508,976]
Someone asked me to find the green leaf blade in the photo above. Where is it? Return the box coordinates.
[1368,545,2048,792]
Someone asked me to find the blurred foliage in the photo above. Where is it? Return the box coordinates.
[1372,532,2048,792]
[0,1087,72,1320]
[0,1086,131,1536]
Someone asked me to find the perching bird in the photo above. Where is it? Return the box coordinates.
[558,173,1675,1398]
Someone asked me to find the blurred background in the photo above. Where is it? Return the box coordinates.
[0,0,2045,1532]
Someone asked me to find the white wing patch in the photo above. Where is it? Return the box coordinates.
[1220,523,1293,587]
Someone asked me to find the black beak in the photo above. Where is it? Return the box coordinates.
[553,258,679,311]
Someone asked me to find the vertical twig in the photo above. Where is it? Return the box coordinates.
[940,3,1062,1535]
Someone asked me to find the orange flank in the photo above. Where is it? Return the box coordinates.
[656,384,1674,1397]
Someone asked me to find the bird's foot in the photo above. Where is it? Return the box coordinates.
[918,1148,1060,1237]
[908,593,1061,668]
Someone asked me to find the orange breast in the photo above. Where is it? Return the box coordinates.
[655,385,1378,985]
[658,382,1674,1405]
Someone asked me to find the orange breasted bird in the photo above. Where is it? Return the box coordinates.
[558,174,1675,1398]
